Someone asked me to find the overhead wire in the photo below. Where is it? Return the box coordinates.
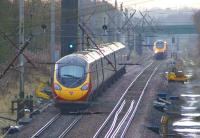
[0,35,33,80]
[0,0,195,71]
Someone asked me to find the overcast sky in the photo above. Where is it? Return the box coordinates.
[106,0,200,10]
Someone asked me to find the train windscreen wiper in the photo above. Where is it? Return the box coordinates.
[63,74,80,79]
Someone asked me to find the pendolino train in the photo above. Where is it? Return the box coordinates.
[53,42,127,110]
[153,40,168,59]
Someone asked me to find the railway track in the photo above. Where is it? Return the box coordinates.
[30,61,159,138]
[30,113,82,138]
[93,61,160,138]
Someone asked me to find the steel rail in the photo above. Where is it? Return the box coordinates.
[93,62,153,138]
[105,100,126,138]
[110,100,135,138]
[119,65,159,138]
[30,113,61,138]
[58,115,82,138]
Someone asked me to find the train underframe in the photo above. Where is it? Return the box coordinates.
[154,52,167,60]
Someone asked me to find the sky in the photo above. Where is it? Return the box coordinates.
[107,0,200,10]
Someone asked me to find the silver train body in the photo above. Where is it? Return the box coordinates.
[53,42,127,108]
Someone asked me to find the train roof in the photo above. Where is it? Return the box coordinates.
[154,40,167,43]
[57,42,126,64]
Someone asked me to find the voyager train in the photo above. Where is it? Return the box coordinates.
[153,40,168,59]
[53,42,127,109]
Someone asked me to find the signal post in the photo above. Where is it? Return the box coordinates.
[61,0,78,56]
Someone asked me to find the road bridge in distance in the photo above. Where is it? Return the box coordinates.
[136,24,198,35]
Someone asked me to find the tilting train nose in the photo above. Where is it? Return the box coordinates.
[54,83,90,101]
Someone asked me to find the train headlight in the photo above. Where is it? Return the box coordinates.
[54,83,62,90]
[81,83,89,90]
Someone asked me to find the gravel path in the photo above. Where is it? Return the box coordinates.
[7,106,59,138]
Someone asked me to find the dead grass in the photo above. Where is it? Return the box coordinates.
[0,68,50,135]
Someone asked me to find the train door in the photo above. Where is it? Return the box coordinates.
[90,63,98,91]
[96,59,102,88]
[100,57,105,83]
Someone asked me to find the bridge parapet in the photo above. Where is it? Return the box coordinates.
[135,24,198,35]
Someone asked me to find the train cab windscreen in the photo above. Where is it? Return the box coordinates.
[56,57,87,88]
[156,41,164,48]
